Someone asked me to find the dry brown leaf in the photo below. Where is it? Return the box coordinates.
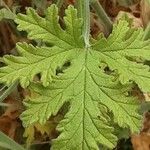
[0,96,22,140]
[141,0,150,27]
[99,0,131,18]
[132,133,150,150]
[115,11,143,28]
[132,112,150,150]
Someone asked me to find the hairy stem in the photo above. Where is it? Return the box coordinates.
[90,0,113,36]
[76,0,90,47]
[83,0,90,47]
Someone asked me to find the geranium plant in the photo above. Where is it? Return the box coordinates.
[0,0,150,149]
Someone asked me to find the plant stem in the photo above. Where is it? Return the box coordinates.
[144,22,150,40]
[83,0,90,47]
[90,0,113,36]
[0,103,11,107]
[56,0,64,9]
[76,0,90,47]
[0,81,18,102]
[0,0,20,37]
[0,85,6,92]
[1,0,11,11]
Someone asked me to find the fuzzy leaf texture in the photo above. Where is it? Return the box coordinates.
[0,4,149,150]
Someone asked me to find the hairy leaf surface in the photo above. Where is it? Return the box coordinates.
[0,4,148,150]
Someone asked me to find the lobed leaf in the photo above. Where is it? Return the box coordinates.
[0,4,148,150]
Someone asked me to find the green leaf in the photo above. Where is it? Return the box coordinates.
[0,8,16,21]
[92,20,150,92]
[0,131,25,150]
[0,5,84,87]
[0,4,146,150]
[15,5,84,49]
